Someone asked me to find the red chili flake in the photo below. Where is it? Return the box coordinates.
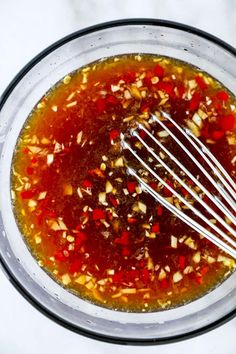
[82,179,93,189]
[109,195,119,208]
[189,91,202,111]
[200,266,209,276]
[22,147,30,154]
[177,84,185,98]
[93,209,106,220]
[127,217,137,224]
[122,247,131,256]
[54,250,66,262]
[114,231,130,245]
[156,81,174,96]
[96,98,106,113]
[153,64,165,78]
[163,179,174,197]
[219,114,235,131]
[26,167,34,175]
[109,129,120,142]
[195,75,208,90]
[181,187,189,196]
[195,276,203,285]
[145,70,153,79]
[68,259,82,274]
[75,231,87,249]
[211,130,224,140]
[159,278,169,289]
[107,211,113,221]
[122,72,136,83]
[156,205,163,216]
[201,124,210,139]
[187,179,194,187]
[31,157,38,164]
[216,90,229,101]
[20,189,36,199]
[179,255,186,270]
[143,73,153,88]
[45,210,57,218]
[149,181,158,190]
[127,181,137,193]
[140,269,150,283]
[88,168,105,178]
[151,223,160,233]
[139,129,147,139]
[112,271,124,283]
[106,94,118,105]
[36,213,44,226]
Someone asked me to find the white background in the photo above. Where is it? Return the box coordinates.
[0,0,235,353]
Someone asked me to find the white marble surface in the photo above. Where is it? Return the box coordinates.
[0,0,236,353]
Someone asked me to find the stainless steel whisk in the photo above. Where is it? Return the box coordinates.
[121,111,236,259]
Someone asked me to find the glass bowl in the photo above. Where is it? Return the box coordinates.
[0,19,235,345]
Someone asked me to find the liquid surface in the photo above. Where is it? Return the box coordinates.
[12,54,236,312]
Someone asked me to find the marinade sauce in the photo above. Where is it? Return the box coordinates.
[11,54,236,312]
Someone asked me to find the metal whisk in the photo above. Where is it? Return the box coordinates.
[121,111,236,259]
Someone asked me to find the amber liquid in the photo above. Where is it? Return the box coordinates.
[11,54,236,311]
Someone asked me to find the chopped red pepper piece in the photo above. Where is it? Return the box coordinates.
[177,84,185,98]
[179,255,186,270]
[93,209,106,220]
[189,91,202,111]
[88,168,105,178]
[122,247,131,256]
[54,250,66,262]
[139,129,147,139]
[156,81,174,96]
[122,72,136,83]
[127,217,137,224]
[140,269,150,283]
[149,181,158,190]
[159,278,169,289]
[95,98,106,113]
[163,179,174,197]
[153,64,165,78]
[216,90,229,101]
[75,231,87,249]
[31,157,38,164]
[195,75,208,90]
[20,189,36,199]
[82,179,93,189]
[106,94,118,105]
[195,276,203,285]
[181,187,189,196]
[112,271,124,283]
[22,147,30,154]
[211,130,224,140]
[26,167,34,175]
[109,195,119,208]
[156,205,163,216]
[219,114,235,131]
[151,223,160,233]
[68,259,82,273]
[114,231,130,245]
[127,181,137,193]
[109,129,120,142]
[45,210,57,218]
[200,266,209,276]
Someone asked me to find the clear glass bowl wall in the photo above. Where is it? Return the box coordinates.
[0,21,235,344]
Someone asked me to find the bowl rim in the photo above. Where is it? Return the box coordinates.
[0,18,235,346]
